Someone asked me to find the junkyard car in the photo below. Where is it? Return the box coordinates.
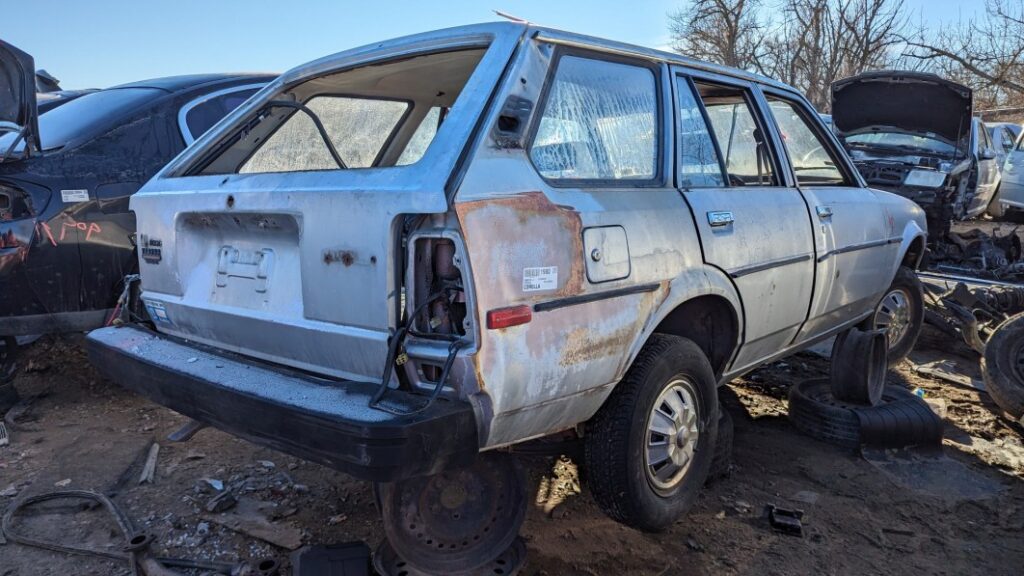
[993,130,1024,216]
[0,39,271,350]
[87,23,927,532]
[831,71,1000,232]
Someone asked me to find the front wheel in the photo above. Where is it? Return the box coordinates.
[865,266,924,365]
[584,334,718,532]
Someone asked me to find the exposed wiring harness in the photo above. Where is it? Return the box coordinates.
[2,490,276,575]
[369,283,468,416]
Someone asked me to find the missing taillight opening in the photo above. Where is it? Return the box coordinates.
[412,237,467,337]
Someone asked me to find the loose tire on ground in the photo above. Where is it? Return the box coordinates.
[864,266,924,365]
[788,379,943,450]
[584,334,718,532]
[981,312,1024,420]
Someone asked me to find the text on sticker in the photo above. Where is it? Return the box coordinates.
[523,266,558,292]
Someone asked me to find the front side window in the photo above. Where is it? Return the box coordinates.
[1001,128,1015,153]
[530,55,659,182]
[694,82,776,186]
[767,98,847,186]
[242,97,408,173]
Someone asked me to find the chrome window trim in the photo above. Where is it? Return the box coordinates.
[177,83,267,145]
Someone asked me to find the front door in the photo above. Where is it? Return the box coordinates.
[761,92,892,341]
[672,70,815,371]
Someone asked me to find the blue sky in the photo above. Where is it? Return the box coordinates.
[2,0,984,89]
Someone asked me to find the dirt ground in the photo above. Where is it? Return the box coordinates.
[1,329,1023,576]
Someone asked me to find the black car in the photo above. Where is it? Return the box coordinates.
[0,39,272,385]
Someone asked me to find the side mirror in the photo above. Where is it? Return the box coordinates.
[980,148,998,161]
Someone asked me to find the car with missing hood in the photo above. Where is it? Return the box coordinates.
[85,23,927,569]
[831,71,1001,234]
[0,39,272,386]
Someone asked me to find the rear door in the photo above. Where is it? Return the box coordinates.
[761,91,891,341]
[672,69,815,370]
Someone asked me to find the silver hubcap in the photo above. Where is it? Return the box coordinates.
[645,379,700,492]
[874,288,911,349]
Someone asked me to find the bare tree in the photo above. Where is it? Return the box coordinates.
[670,0,909,110]
[904,0,1024,112]
[668,0,768,71]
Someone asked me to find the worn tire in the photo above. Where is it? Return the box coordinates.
[864,266,924,365]
[707,408,734,482]
[788,379,942,449]
[981,313,1024,420]
[584,335,718,532]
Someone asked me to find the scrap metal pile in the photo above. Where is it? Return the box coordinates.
[920,225,1024,421]
[928,226,1024,281]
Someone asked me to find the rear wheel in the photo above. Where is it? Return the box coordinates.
[584,334,718,532]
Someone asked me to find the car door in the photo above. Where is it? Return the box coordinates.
[761,91,892,342]
[672,69,814,371]
[976,122,1000,204]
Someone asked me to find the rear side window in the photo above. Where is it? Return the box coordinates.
[397,106,443,166]
[766,98,848,186]
[693,81,776,186]
[675,78,724,187]
[243,97,408,173]
[530,55,659,182]
[183,87,260,143]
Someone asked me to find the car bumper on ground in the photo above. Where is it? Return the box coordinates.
[86,324,479,482]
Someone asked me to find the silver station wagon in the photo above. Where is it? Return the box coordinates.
[87,22,927,549]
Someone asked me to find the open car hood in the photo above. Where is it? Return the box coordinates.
[831,71,972,144]
[0,39,39,154]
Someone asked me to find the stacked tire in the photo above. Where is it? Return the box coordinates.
[788,328,943,450]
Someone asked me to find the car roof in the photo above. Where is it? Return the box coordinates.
[110,73,276,93]
[277,22,796,95]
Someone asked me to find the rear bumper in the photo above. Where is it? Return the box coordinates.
[86,325,479,482]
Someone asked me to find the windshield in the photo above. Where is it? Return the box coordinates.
[0,87,162,154]
[845,131,956,156]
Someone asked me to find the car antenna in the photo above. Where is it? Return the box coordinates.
[494,10,529,23]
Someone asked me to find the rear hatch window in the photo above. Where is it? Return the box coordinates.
[190,48,486,176]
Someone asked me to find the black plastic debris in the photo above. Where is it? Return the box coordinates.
[290,542,372,576]
[764,504,804,537]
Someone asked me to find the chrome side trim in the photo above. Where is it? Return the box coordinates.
[816,236,902,262]
[728,253,812,279]
[533,283,660,312]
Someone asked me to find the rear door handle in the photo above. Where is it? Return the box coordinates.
[707,211,734,227]
[816,205,833,219]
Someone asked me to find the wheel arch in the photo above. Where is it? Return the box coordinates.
[623,268,744,384]
[901,233,926,270]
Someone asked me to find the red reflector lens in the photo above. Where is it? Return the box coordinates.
[486,305,532,329]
